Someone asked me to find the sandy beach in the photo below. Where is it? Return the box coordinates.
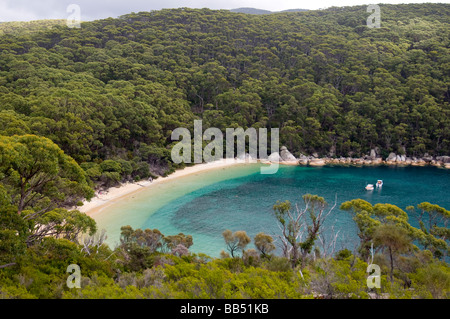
[79,158,256,217]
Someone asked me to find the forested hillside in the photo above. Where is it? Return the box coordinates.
[0,4,449,300]
[0,4,449,185]
[230,7,308,14]
[0,20,66,36]
[230,8,273,14]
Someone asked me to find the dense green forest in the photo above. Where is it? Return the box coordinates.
[0,4,449,299]
[0,20,67,36]
[0,4,449,186]
[229,8,308,14]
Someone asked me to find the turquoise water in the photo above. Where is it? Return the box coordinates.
[96,165,449,257]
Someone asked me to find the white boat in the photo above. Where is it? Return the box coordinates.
[365,184,374,191]
[376,180,383,188]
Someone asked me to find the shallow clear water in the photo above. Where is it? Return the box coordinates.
[94,164,449,257]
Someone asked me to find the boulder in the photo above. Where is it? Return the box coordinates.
[280,146,297,162]
[312,152,319,158]
[329,145,336,157]
[411,159,426,166]
[370,149,377,160]
[332,158,341,164]
[343,157,352,164]
[374,147,380,155]
[437,156,450,163]
[309,159,326,166]
[298,159,309,165]
[268,152,282,162]
[422,156,433,163]
[372,158,383,164]
[431,160,442,167]
[422,153,434,162]
[387,152,397,161]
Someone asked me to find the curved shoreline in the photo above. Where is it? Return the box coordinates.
[79,157,449,217]
[79,158,254,217]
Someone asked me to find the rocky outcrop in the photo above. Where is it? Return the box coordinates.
[411,159,426,166]
[309,159,326,166]
[280,146,297,161]
[437,156,450,163]
[385,153,450,168]
[329,145,336,158]
[422,153,433,163]
[298,158,309,165]
[265,149,449,169]
[387,152,397,162]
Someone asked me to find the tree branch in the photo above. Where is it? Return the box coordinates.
[0,263,16,269]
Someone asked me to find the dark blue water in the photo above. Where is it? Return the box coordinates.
[142,165,449,257]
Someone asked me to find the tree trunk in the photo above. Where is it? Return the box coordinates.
[291,242,299,268]
[18,180,26,214]
[0,263,16,269]
[389,247,394,282]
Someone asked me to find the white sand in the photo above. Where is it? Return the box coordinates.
[79,158,256,216]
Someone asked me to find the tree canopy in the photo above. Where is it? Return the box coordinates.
[0,4,448,188]
[0,4,449,300]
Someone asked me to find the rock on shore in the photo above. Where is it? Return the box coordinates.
[296,151,448,169]
[280,146,297,161]
[263,148,448,169]
[309,159,326,166]
[268,152,282,162]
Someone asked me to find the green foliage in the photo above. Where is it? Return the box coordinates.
[222,230,251,258]
[373,224,413,281]
[254,232,276,257]
[0,134,93,213]
[0,4,449,300]
[25,208,97,246]
[0,4,448,190]
[308,257,370,298]
[335,249,353,260]
[341,199,449,260]
[410,263,450,298]
[273,195,330,268]
[163,233,194,252]
[263,256,292,273]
